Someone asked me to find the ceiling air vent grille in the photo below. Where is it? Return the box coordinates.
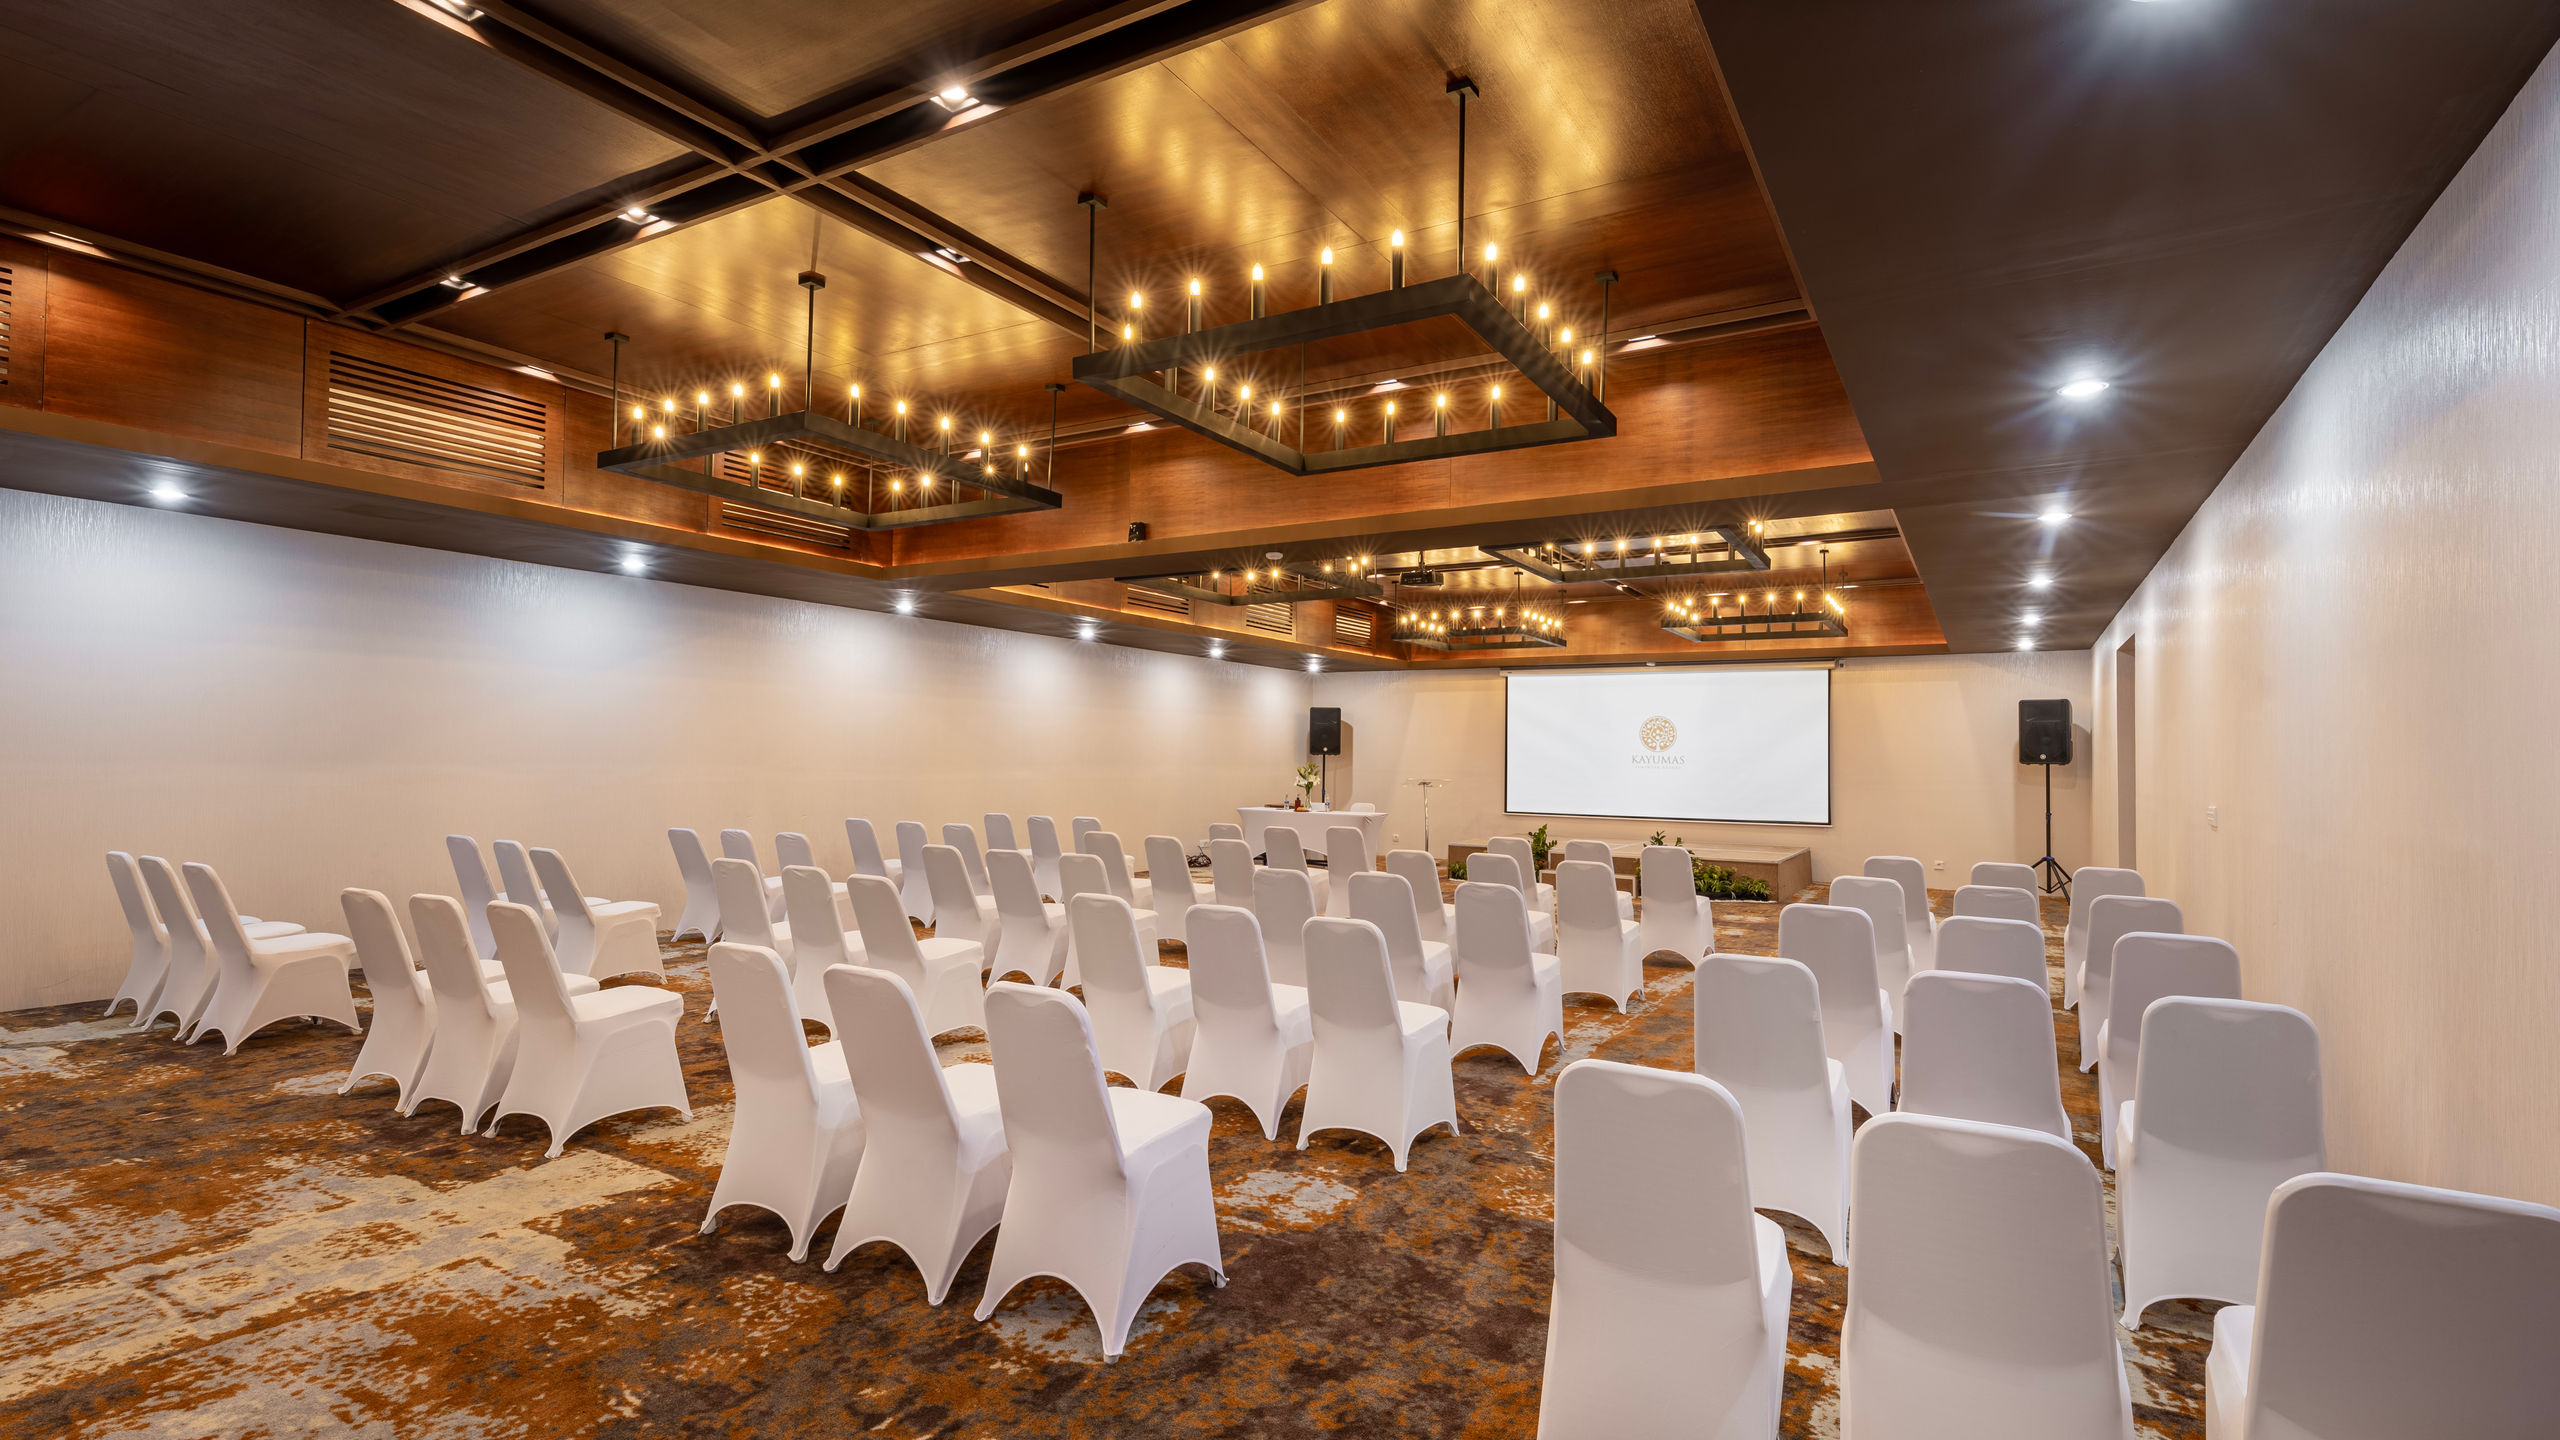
[719,500,852,549]
[1334,607,1374,645]
[0,264,14,387]
[1125,586,1192,618]
[326,351,547,487]
[1245,602,1294,637]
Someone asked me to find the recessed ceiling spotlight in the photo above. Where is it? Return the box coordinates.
[1620,334,1666,351]
[931,246,970,265]
[2016,637,2037,651]
[1125,421,1155,434]
[439,275,472,290]
[1208,642,1226,659]
[2039,509,2072,527]
[2020,611,2043,628]
[2056,377,2111,400]
[516,365,556,382]
[619,552,646,574]
[1078,624,1097,641]
[620,206,657,225]
[427,0,484,19]
[1306,658,1323,673]
[930,84,974,111]
[2027,573,2053,590]
[1369,378,1407,393]
[893,595,916,615]
[149,484,186,503]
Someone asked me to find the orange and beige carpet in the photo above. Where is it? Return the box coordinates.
[1,890,2212,1437]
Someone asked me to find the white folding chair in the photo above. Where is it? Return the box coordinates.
[973,983,1224,1359]
[137,856,221,1036]
[1324,824,1376,918]
[922,844,1002,959]
[531,847,663,980]
[1143,835,1204,936]
[984,812,1028,860]
[779,864,862,1032]
[1069,893,1194,1093]
[1934,914,2050,990]
[821,966,1011,1302]
[2118,998,2323,1328]
[1081,828,1154,910]
[894,820,936,923]
[700,944,864,1261]
[846,817,903,887]
[1347,870,1452,1010]
[1207,822,1245,843]
[1971,861,2040,891]
[407,892,593,1131]
[775,831,855,928]
[2099,932,2239,1167]
[1385,849,1455,945]
[1693,954,1851,1259]
[1449,879,1564,1075]
[1465,850,1556,953]
[1862,855,1937,971]
[847,873,985,1038]
[1828,874,1916,1033]
[2206,1173,2560,1440]
[108,850,295,1024]
[1263,826,1331,913]
[1070,815,1103,851]
[1251,865,1321,989]
[1637,844,1712,968]
[1208,836,1257,909]
[1776,902,1895,1119]
[1181,904,1313,1140]
[450,834,509,956]
[712,856,793,973]
[666,828,723,943]
[182,862,358,1054]
[485,901,689,1157]
[942,822,997,899]
[2064,865,2144,1012]
[1025,815,1066,900]
[1057,852,1156,990]
[986,847,1068,986]
[1555,859,1644,1012]
[1843,1114,2133,1438]
[1298,916,1457,1170]
[1539,1058,1789,1440]
[1895,971,2068,1141]
[1952,883,2040,924]
[718,829,787,921]
[2079,894,2182,1070]
[337,888,436,1108]
[1486,835,1555,914]
[1561,840,1634,920]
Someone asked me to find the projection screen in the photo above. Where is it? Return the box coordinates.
[1504,667,1831,824]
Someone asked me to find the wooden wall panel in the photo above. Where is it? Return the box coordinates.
[37,254,302,457]
[299,322,566,499]
[0,237,46,411]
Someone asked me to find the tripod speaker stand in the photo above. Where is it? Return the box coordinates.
[2019,699,2073,897]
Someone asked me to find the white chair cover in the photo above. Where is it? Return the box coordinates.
[1346,870,1453,1010]
[1970,861,2040,891]
[941,822,996,899]
[1464,850,1555,953]
[1324,824,1375,918]
[485,901,689,1157]
[1384,848,1454,945]
[1561,839,1633,921]
[1828,874,1917,1033]
[104,850,174,1022]
[718,828,786,922]
[666,828,724,943]
[452,834,509,956]
[1487,835,1555,914]
[337,887,437,1108]
[1775,902,1895,1119]
[1933,914,2050,990]
[1862,855,1936,970]
[2063,865,2144,1011]
[1081,828,1153,911]
[2099,931,2239,1168]
[779,864,862,1031]
[1555,858,1644,1012]
[1693,953,1851,1259]
[700,943,863,1261]
[1896,971,2068,1141]
[1298,916,1457,1170]
[1952,883,2039,924]
[1025,815,1066,901]
[1069,893,1195,1094]
[922,844,1002,959]
[986,847,1069,986]
[531,847,663,980]
[845,817,902,885]
[1143,835,1204,935]
[1637,844,1711,968]
[894,820,936,923]
[1208,836,1257,910]
[847,873,985,1038]
[1263,826,1330,912]
[1449,880,1564,1075]
[2079,894,2182,1070]
[1181,904,1314,1140]
[182,862,357,1054]
[1251,866,1322,989]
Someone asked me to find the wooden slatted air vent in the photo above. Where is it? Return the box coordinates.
[0,264,14,388]
[326,351,547,487]
[1125,586,1192,618]
[1245,601,1295,637]
[718,500,853,549]
[1334,607,1375,645]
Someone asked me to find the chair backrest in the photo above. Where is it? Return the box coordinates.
[1326,825,1373,876]
[2087,895,2183,995]
[2243,1173,2560,1437]
[448,834,502,957]
[1067,892,1152,1002]
[720,828,761,867]
[1070,816,1102,851]
[1897,971,2068,1140]
[2105,933,2240,1080]
[1827,875,1912,965]
[107,850,165,949]
[1932,915,2049,989]
[339,887,425,1018]
[1561,839,1613,870]
[1143,836,1195,920]
[1349,801,1376,812]
[527,848,598,966]
[1467,849,1523,892]
[1453,879,1534,976]
[1056,851,1111,908]
[987,847,1050,929]
[1347,871,1434,996]
[844,818,894,878]
[984,813,1020,852]
[712,856,782,951]
[1252,866,1320,977]
[1265,825,1312,872]
[491,839,547,917]
[1776,902,1885,1038]
[845,874,921,967]
[1845,1114,2125,1427]
[1208,822,1244,843]
[1081,829,1139,904]
[1971,861,2039,891]
[1862,856,1931,923]
[487,900,574,1025]
[824,965,962,1137]
[921,845,983,936]
[138,854,206,968]
[1027,815,1065,862]
[775,831,818,871]
[409,892,501,1019]
[893,821,931,884]
[982,982,1124,1177]
[1554,1056,1763,1311]
[1303,915,1403,1035]
[942,823,992,892]
[1208,837,1257,909]
[2065,865,2144,940]
[1952,883,2039,924]
[1639,843,1695,904]
[782,865,854,970]
[708,943,825,1109]
[1486,836,1538,895]
[180,862,259,994]
[2133,998,2323,1168]
[1185,904,1281,1032]
[1692,954,1831,1092]
[1555,859,1623,937]
[1383,850,1448,943]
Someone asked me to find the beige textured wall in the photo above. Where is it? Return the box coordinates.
[2088,43,2560,1205]
[1310,652,2093,888]
[0,490,1312,1012]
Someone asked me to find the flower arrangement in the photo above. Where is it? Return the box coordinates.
[1293,761,1320,805]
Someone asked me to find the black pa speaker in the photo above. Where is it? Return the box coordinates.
[1309,707,1343,756]
[2018,699,2073,765]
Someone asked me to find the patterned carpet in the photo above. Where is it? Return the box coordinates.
[0,886,2214,1438]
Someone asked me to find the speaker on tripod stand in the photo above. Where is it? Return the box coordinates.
[2019,700,2073,896]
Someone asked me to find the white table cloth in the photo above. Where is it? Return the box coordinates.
[1237,807,1390,861]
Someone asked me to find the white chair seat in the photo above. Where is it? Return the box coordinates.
[1108,1086,1212,1159]
[249,930,358,968]
[943,1063,1009,1170]
[1144,967,1195,1014]
[244,919,304,940]
[1395,999,1447,1041]
[572,984,685,1025]
[486,973,601,1001]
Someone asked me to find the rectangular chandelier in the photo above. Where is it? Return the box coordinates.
[1115,562,1382,605]
[595,410,1062,532]
[1661,592,1848,642]
[1396,601,1569,651]
[1071,274,1616,477]
[1484,525,1769,582]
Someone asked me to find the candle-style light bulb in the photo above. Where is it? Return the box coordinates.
[1249,262,1267,318]
[1332,405,1347,451]
[650,423,666,440]
[1482,241,1499,287]
[1186,276,1203,333]
[1489,382,1505,429]
[893,398,909,442]
[1383,398,1397,445]
[1389,229,1406,289]
[849,381,863,427]
[1318,246,1335,305]
[1434,391,1449,437]
[728,381,745,422]
[1511,272,1528,321]
[1127,291,1144,344]
[938,414,953,456]
[766,372,781,416]
[630,404,645,422]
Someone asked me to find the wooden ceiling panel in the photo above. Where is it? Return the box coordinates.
[0,0,692,299]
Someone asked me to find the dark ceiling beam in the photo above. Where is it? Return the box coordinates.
[789,186,1088,335]
[800,173,1087,321]
[466,1,766,157]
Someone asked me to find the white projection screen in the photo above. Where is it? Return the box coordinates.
[1504,667,1831,824]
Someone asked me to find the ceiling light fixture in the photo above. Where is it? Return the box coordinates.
[2027,573,2053,590]
[894,595,916,615]
[2039,509,2072,527]
[439,275,472,290]
[1209,642,1226,659]
[620,206,657,225]
[149,484,186,503]
[931,84,974,111]
[427,0,484,20]
[2056,377,2111,400]
[619,552,646,574]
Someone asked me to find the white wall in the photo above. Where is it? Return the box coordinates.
[1312,652,2093,886]
[0,489,1311,1012]
[2089,42,2560,1204]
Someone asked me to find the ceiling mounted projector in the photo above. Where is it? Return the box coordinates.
[1399,568,1445,586]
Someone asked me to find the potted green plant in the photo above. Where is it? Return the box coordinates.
[1527,823,1554,874]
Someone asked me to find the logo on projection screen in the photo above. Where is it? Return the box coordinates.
[1633,715,1685,765]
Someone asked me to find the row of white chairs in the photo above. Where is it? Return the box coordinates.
[104,851,357,1052]
[675,817,1144,940]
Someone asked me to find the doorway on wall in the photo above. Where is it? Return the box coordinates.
[2115,636,2138,867]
